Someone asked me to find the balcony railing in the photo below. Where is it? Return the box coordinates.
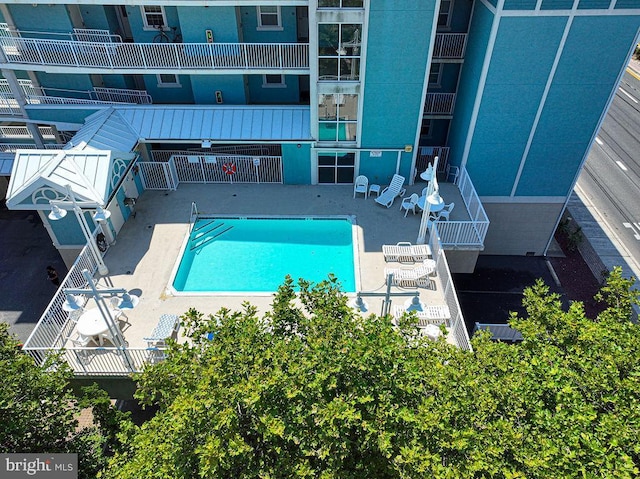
[424,93,456,115]
[434,167,489,249]
[0,125,56,138]
[432,33,467,60]
[0,36,309,72]
[0,143,63,151]
[0,80,152,108]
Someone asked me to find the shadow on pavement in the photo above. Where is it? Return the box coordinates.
[453,255,566,335]
[0,202,67,342]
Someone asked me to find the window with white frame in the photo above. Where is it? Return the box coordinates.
[318,23,361,81]
[438,0,453,29]
[141,6,167,29]
[156,73,181,88]
[257,6,282,30]
[428,63,443,87]
[318,93,358,142]
[262,74,286,88]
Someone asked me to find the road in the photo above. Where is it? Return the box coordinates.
[576,69,640,263]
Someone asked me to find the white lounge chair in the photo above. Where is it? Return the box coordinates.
[353,175,369,199]
[392,305,450,326]
[375,174,406,208]
[382,242,432,262]
[384,259,436,287]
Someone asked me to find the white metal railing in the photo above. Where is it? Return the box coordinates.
[0,125,55,138]
[434,166,489,248]
[23,238,104,351]
[424,93,456,115]
[138,159,178,190]
[24,347,166,376]
[91,87,152,104]
[0,93,22,115]
[0,80,152,105]
[416,146,450,176]
[151,145,282,162]
[0,36,309,71]
[432,33,467,60]
[21,226,169,375]
[431,224,472,351]
[0,142,63,151]
[171,155,283,184]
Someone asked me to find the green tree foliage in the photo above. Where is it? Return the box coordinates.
[0,323,128,478]
[105,270,640,478]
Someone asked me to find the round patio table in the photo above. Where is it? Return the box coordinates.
[76,308,112,345]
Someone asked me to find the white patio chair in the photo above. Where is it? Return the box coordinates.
[437,202,455,221]
[400,193,420,217]
[353,175,369,199]
[374,174,406,208]
[68,333,96,364]
[446,164,460,184]
[384,259,437,287]
[109,296,130,327]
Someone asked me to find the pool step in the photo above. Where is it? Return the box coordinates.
[190,224,234,251]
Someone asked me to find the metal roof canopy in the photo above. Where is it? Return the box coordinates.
[65,108,140,152]
[5,149,134,210]
[5,104,310,208]
[117,105,312,142]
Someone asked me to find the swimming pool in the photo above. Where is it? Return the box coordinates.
[170,216,357,294]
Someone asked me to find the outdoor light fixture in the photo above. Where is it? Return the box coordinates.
[352,274,425,317]
[201,140,212,148]
[62,293,84,312]
[404,296,426,313]
[349,295,369,313]
[48,185,110,276]
[117,292,140,310]
[93,206,111,223]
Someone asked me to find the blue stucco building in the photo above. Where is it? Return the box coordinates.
[1,0,638,262]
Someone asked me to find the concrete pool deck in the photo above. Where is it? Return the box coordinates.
[87,182,466,349]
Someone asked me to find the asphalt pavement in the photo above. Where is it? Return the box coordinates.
[0,203,68,342]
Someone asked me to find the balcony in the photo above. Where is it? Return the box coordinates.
[432,33,467,61]
[423,93,456,116]
[0,79,152,114]
[0,25,309,74]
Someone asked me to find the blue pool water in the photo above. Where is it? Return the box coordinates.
[172,217,356,293]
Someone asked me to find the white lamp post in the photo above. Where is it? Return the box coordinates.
[417,156,439,244]
[48,184,111,276]
[63,269,137,372]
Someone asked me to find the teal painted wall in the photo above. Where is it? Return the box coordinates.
[361,0,435,179]
[282,143,311,184]
[25,107,102,125]
[465,16,565,196]
[503,0,537,9]
[358,151,404,186]
[449,0,474,31]
[247,75,300,103]
[35,72,93,97]
[76,5,111,30]
[177,6,239,43]
[447,2,494,168]
[239,6,298,42]
[578,0,611,7]
[516,15,640,196]
[176,7,243,104]
[125,5,181,43]
[9,4,71,35]
[49,210,93,246]
[143,75,194,104]
[541,0,574,9]
[190,76,245,104]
